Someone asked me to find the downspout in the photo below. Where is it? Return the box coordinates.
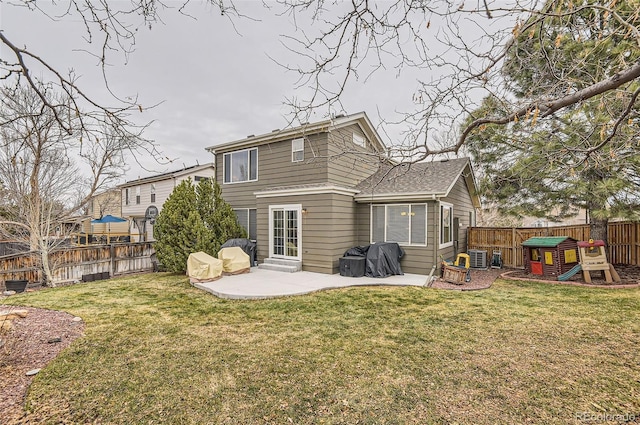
[433,195,439,273]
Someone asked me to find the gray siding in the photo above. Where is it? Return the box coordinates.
[256,192,358,274]
[437,175,476,262]
[327,124,381,187]
[216,133,330,208]
[213,120,476,276]
[355,201,439,275]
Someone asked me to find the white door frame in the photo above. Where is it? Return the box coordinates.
[268,204,302,260]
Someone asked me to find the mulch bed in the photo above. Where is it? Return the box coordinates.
[0,305,85,424]
[503,264,640,287]
[429,267,504,291]
[429,264,640,290]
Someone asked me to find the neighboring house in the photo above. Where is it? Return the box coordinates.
[119,164,215,241]
[206,112,480,275]
[82,189,127,236]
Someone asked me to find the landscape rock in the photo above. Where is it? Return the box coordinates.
[25,369,41,376]
[2,291,16,296]
[72,316,83,322]
[0,309,29,320]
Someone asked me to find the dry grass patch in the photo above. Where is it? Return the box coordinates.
[2,273,639,424]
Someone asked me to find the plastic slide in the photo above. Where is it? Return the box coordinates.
[558,264,582,281]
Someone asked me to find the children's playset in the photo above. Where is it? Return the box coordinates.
[521,236,620,283]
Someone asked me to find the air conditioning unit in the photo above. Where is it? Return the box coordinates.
[468,249,488,269]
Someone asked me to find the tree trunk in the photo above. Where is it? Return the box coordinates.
[589,217,608,244]
[39,243,56,287]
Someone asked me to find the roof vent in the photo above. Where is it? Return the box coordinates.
[272,129,280,132]
[247,134,255,138]
[440,158,450,162]
[334,114,345,119]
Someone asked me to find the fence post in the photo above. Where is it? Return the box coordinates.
[512,227,516,268]
[110,244,115,278]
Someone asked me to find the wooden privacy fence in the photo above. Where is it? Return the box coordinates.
[0,242,155,290]
[468,221,640,269]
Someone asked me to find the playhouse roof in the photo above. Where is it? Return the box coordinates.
[522,236,576,247]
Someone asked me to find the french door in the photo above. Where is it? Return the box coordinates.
[269,205,301,260]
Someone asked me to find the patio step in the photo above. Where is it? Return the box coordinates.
[259,258,302,273]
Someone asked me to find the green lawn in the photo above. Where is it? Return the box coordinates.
[4,273,640,424]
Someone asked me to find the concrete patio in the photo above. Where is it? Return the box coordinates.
[192,267,430,299]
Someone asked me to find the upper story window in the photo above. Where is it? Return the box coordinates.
[150,184,156,203]
[371,204,427,246]
[292,138,304,162]
[353,133,365,148]
[125,188,130,206]
[224,148,258,184]
[135,187,141,205]
[440,202,453,247]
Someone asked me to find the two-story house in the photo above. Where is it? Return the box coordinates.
[120,163,215,241]
[207,112,480,275]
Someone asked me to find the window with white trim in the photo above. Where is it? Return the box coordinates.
[440,202,453,247]
[292,138,304,162]
[223,148,258,183]
[125,188,130,206]
[150,184,156,203]
[353,133,365,148]
[371,204,427,246]
[135,186,141,205]
[234,208,257,241]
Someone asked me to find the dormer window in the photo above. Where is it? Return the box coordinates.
[292,138,304,162]
[224,148,258,184]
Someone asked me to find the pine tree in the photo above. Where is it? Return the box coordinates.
[154,178,246,273]
[154,179,199,273]
[210,180,247,246]
[466,0,640,242]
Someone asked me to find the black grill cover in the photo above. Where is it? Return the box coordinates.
[221,238,257,266]
[343,245,369,258]
[343,243,404,278]
[339,256,366,277]
[364,242,404,277]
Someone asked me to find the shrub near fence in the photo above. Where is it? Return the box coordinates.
[468,221,640,269]
[0,242,155,290]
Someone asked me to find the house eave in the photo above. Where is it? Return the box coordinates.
[354,192,445,203]
[440,160,482,209]
[207,112,388,155]
[119,164,214,188]
[255,185,360,198]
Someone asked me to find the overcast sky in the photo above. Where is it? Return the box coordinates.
[1,1,507,182]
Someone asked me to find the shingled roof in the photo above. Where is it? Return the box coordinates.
[354,157,479,206]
